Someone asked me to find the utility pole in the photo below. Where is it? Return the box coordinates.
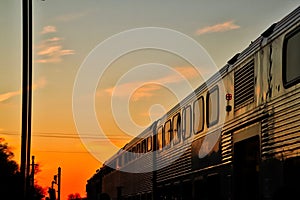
[20,0,33,199]
[58,167,61,200]
[49,167,61,200]
[48,182,56,200]
[31,156,35,188]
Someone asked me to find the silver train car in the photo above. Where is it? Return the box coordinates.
[86,6,300,200]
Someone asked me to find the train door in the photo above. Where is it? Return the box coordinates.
[117,186,122,200]
[181,180,192,200]
[233,123,260,200]
[194,174,221,200]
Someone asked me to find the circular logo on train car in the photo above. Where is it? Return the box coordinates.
[72,27,225,173]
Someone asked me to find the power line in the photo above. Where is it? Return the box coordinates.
[0,131,133,140]
[33,150,100,154]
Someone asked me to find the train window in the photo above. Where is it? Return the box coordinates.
[127,149,131,162]
[172,113,181,145]
[136,143,141,156]
[132,147,136,159]
[112,160,116,169]
[127,151,131,163]
[117,157,121,169]
[120,155,124,167]
[193,97,204,134]
[283,26,300,88]
[126,150,130,162]
[121,155,124,167]
[163,120,172,148]
[147,136,152,152]
[130,148,134,161]
[114,160,117,169]
[141,139,146,153]
[183,106,192,139]
[124,151,128,164]
[128,151,131,162]
[207,86,219,127]
[157,125,163,150]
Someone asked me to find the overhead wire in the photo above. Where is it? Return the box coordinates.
[0,131,132,154]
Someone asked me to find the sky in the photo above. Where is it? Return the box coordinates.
[0,0,299,199]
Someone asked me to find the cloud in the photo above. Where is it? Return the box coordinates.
[46,37,62,42]
[35,44,74,63]
[174,66,200,79]
[103,82,160,101]
[0,77,47,103]
[41,26,57,34]
[32,77,47,90]
[130,84,162,101]
[196,20,240,35]
[99,66,200,101]
[37,45,75,57]
[0,90,21,102]
[35,31,75,64]
[37,45,62,56]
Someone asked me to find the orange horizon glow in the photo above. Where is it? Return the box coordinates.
[1,131,102,199]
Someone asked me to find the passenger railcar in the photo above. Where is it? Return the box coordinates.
[87,6,300,200]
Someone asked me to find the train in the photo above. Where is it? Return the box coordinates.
[86,6,300,200]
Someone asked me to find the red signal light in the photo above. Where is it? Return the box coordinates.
[226,93,232,101]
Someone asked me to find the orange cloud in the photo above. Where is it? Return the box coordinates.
[131,84,162,101]
[0,77,47,103]
[103,81,158,100]
[35,32,75,64]
[32,77,47,90]
[174,66,200,79]
[41,25,57,34]
[196,20,240,35]
[0,90,20,102]
[103,81,164,101]
[37,45,62,56]
[46,37,62,42]
[100,66,200,101]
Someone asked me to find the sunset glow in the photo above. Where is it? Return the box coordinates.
[0,1,299,199]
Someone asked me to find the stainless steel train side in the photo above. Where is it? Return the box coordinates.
[86,6,300,200]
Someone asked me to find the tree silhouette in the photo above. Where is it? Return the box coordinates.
[29,163,46,200]
[0,138,19,175]
[68,192,82,200]
[0,138,22,199]
[0,138,45,200]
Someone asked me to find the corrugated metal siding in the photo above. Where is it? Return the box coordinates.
[221,131,233,163]
[120,171,153,196]
[102,153,153,199]
[102,171,119,200]
[156,141,192,183]
[261,87,300,159]
[220,106,267,166]
[121,153,153,195]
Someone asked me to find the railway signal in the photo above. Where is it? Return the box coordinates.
[47,167,61,200]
